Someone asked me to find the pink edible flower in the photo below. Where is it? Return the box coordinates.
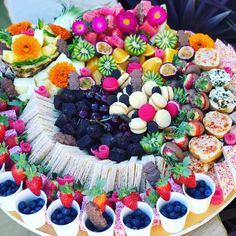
[80,67,92,77]
[91,145,109,160]
[109,191,119,203]
[13,119,25,134]
[98,6,115,16]
[224,67,233,76]
[20,141,32,153]
[147,6,167,27]
[155,48,165,60]
[92,16,108,33]
[21,28,34,36]
[57,175,74,186]
[35,86,49,97]
[116,11,137,33]
[211,186,223,205]
[72,20,88,36]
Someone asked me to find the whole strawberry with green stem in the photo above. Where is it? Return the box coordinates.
[5,133,28,149]
[0,94,9,111]
[74,181,84,207]
[171,157,196,188]
[25,165,43,196]
[156,176,171,201]
[11,153,29,185]
[118,187,141,210]
[0,115,9,142]
[0,142,9,166]
[145,188,159,208]
[59,182,74,208]
[84,179,108,212]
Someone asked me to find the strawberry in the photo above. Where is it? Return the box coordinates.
[73,182,83,206]
[155,177,171,201]
[0,124,5,143]
[43,180,58,203]
[93,193,108,212]
[187,121,204,137]
[59,183,74,208]
[0,143,9,165]
[13,120,25,134]
[145,188,159,208]
[8,99,25,115]
[5,134,17,148]
[171,157,196,188]
[173,135,189,150]
[11,153,29,185]
[57,175,74,186]
[25,165,43,196]
[9,119,15,129]
[119,188,141,210]
[0,100,8,111]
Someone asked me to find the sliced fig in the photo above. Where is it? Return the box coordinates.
[79,77,96,90]
[187,108,204,121]
[178,46,195,61]
[183,62,201,75]
[161,142,184,161]
[194,76,212,93]
[183,73,198,90]
[95,41,113,56]
[163,126,176,140]
[159,63,178,79]
[190,92,209,111]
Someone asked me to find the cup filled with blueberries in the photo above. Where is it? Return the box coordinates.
[82,201,116,236]
[0,171,23,211]
[15,188,47,228]
[183,173,215,214]
[47,199,80,236]
[120,201,154,236]
[157,192,190,234]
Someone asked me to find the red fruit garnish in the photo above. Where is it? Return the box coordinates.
[57,175,74,186]
[26,175,43,196]
[119,188,141,210]
[44,180,58,203]
[11,164,26,185]
[5,135,18,149]
[13,120,25,134]
[122,194,138,210]
[183,171,196,188]
[0,143,10,166]
[0,101,8,111]
[59,183,74,208]
[0,124,5,143]
[156,177,171,201]
[74,190,84,206]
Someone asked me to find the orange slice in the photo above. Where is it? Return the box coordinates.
[165,48,178,63]
[139,55,146,65]
[142,44,155,56]
[117,60,129,72]
[112,48,130,64]
[86,57,98,72]
[142,57,162,73]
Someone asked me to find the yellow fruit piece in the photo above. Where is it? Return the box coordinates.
[139,55,146,65]
[112,48,130,64]
[117,60,129,73]
[86,57,98,73]
[142,57,162,73]
[92,70,103,85]
[142,44,155,56]
[2,50,15,64]
[165,48,178,63]
[42,45,57,57]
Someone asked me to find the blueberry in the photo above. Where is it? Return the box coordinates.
[23,207,31,214]
[86,219,96,231]
[125,85,133,95]
[64,216,72,224]
[6,190,11,196]
[52,218,58,224]
[169,212,177,219]
[166,204,174,213]
[194,190,202,199]
[134,209,143,216]
[18,201,26,213]
[51,212,57,220]
[62,207,71,216]
[54,209,61,215]
[198,180,206,187]
[204,188,212,197]
[6,180,12,187]
[59,219,65,225]
[37,199,45,207]
[181,205,187,215]
[187,188,195,196]
[160,209,168,217]
[132,218,140,228]
[71,208,77,218]
[29,201,37,209]
[174,205,181,213]
[143,215,151,226]
[111,69,121,79]
[126,222,132,229]
[56,213,63,220]
[119,94,130,106]
[199,187,205,193]
[152,86,161,94]
[30,210,35,214]
[35,206,42,213]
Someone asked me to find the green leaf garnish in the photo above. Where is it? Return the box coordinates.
[12,55,48,67]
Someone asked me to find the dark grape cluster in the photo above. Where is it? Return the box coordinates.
[54,86,145,162]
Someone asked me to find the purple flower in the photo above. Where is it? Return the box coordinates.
[72,20,88,36]
[147,6,167,27]
[91,16,107,33]
[116,11,137,33]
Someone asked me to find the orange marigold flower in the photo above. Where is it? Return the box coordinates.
[48,24,71,40]
[12,35,41,61]
[7,21,32,35]
[189,33,215,51]
[49,62,76,88]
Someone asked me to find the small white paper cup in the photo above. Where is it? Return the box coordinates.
[15,189,47,228]
[0,163,5,174]
[47,199,80,236]
[0,171,23,211]
[156,192,190,234]
[82,205,115,236]
[183,173,215,214]
[120,201,154,236]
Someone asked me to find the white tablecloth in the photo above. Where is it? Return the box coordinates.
[4,0,117,24]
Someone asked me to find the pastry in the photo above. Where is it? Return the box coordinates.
[189,134,222,163]
[203,111,232,139]
[149,93,167,110]
[129,91,147,109]
[117,73,130,88]
[129,118,147,134]
[138,104,156,122]
[109,102,128,115]
[142,81,157,97]
[155,109,171,129]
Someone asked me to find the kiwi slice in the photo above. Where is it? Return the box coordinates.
[143,71,164,86]
[98,55,117,76]
[125,35,147,56]
[72,40,95,62]
[155,30,177,50]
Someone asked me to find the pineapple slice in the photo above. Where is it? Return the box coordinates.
[2,50,15,64]
[42,44,57,57]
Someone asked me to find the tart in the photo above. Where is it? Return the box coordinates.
[203,111,232,139]
[189,134,222,163]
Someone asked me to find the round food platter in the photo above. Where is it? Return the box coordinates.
[0,1,236,236]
